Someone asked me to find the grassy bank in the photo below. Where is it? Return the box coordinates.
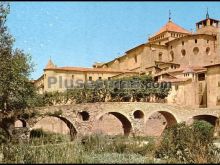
[0,121,220,163]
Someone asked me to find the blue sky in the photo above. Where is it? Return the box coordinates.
[6,2,220,80]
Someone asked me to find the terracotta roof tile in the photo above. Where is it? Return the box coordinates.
[44,66,138,73]
[151,21,190,38]
[159,78,191,83]
[154,65,206,76]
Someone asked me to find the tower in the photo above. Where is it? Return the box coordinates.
[196,9,220,35]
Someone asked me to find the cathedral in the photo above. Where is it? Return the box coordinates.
[34,11,220,108]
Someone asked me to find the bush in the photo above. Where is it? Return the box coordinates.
[155,120,220,163]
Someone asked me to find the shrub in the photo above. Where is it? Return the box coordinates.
[155,120,220,163]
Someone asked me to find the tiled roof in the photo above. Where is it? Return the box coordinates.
[151,20,190,38]
[158,78,191,83]
[44,66,138,73]
[154,65,207,76]
[204,62,220,68]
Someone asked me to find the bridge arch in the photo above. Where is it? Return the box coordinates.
[144,110,178,136]
[31,115,77,140]
[192,114,218,126]
[145,110,178,127]
[96,112,132,136]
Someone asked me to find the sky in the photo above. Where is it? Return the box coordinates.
[6,2,220,80]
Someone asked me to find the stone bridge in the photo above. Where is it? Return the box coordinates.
[14,102,220,140]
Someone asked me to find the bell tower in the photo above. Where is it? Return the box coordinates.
[196,9,220,35]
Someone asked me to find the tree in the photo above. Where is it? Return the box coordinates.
[0,2,35,113]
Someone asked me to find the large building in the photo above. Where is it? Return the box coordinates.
[35,12,220,108]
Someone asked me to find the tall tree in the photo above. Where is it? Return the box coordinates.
[0,2,35,112]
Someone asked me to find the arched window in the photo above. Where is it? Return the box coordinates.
[159,52,163,61]
[170,51,174,61]
[193,47,199,55]
[206,47,211,55]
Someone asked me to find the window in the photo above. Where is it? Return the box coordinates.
[193,47,199,55]
[175,85,179,91]
[171,46,173,49]
[217,96,220,103]
[218,81,220,87]
[206,47,211,55]
[195,39,197,43]
[72,75,74,79]
[98,77,102,80]
[89,76,92,81]
[134,55,137,63]
[159,52,162,61]
[182,41,184,46]
[159,42,161,45]
[181,49,186,57]
[198,73,205,81]
[148,71,152,75]
[170,51,174,61]
[207,40,209,43]
[108,77,111,80]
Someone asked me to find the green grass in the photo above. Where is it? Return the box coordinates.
[0,130,159,164]
[0,125,219,164]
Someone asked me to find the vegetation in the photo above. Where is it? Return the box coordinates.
[0,120,219,164]
[0,2,36,112]
[1,130,156,164]
[32,75,171,106]
[155,120,220,163]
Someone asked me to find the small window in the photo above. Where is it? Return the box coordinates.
[89,76,92,81]
[207,40,209,43]
[181,49,186,57]
[195,39,197,43]
[72,75,74,79]
[217,96,220,103]
[175,85,179,91]
[170,51,174,61]
[171,46,173,49]
[182,41,184,46]
[98,77,102,80]
[134,55,137,63]
[193,47,199,55]
[159,42,161,45]
[218,81,220,87]
[159,52,162,61]
[108,77,111,80]
[206,47,211,55]
[198,73,205,81]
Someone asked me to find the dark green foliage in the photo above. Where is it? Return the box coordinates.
[33,75,171,107]
[155,120,220,163]
[0,2,35,111]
